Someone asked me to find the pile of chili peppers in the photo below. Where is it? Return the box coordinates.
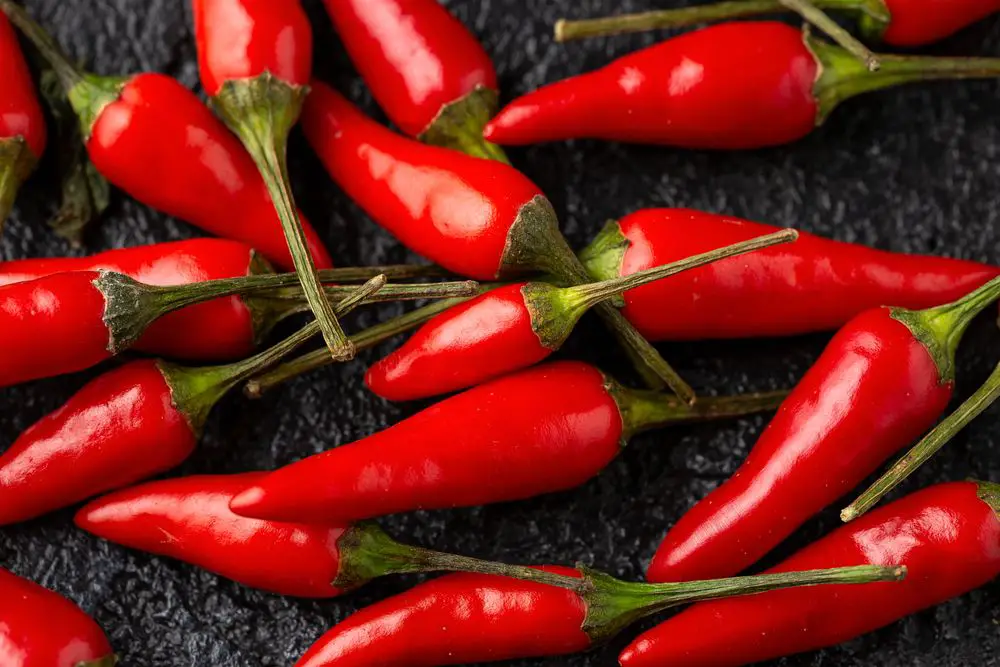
[1,0,999,666]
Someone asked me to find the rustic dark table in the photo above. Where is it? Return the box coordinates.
[2,0,999,665]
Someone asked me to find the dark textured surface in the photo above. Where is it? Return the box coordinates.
[2,0,1000,665]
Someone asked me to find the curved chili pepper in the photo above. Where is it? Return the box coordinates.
[0,239,273,361]
[579,208,999,341]
[0,276,480,524]
[845,360,1000,521]
[0,0,331,274]
[230,361,786,525]
[646,276,1000,584]
[301,81,693,400]
[0,12,46,230]
[484,21,1000,150]
[556,0,999,48]
[321,0,508,162]
[623,481,1000,667]
[368,229,794,401]
[76,474,901,617]
[293,564,901,667]
[191,0,349,361]
[0,568,115,667]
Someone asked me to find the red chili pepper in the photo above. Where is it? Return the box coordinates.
[622,481,1000,667]
[484,21,1000,150]
[321,0,507,162]
[0,264,467,388]
[76,475,900,619]
[191,0,350,361]
[0,567,115,667]
[0,1,331,275]
[0,276,473,524]
[0,239,273,361]
[293,564,902,667]
[367,229,794,401]
[646,276,1000,584]
[579,208,1000,341]
[230,361,786,525]
[556,0,1000,48]
[0,11,46,229]
[301,81,693,399]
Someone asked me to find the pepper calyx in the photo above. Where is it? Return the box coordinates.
[333,522,431,591]
[890,276,1000,384]
[523,282,585,350]
[157,360,233,437]
[68,74,127,142]
[578,219,629,308]
[418,85,510,164]
[0,136,37,229]
[976,480,1000,520]
[853,0,892,40]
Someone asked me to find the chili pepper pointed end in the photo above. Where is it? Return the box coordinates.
[419,86,510,164]
[0,135,36,230]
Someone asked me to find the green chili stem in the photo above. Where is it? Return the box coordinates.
[842,361,1000,522]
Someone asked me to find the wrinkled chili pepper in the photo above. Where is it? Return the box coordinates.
[368,229,795,401]
[845,361,1000,521]
[556,0,998,48]
[191,0,349,360]
[485,21,1000,150]
[322,0,508,162]
[0,567,115,667]
[230,361,786,525]
[579,208,1000,341]
[0,0,331,275]
[301,81,693,400]
[0,262,466,387]
[623,481,1000,667]
[77,474,901,618]
[0,276,477,524]
[646,276,1000,584]
[293,565,902,667]
[0,11,46,230]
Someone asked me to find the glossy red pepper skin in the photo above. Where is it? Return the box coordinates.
[0,239,263,360]
[881,0,1000,46]
[0,12,46,159]
[301,82,543,280]
[231,362,624,524]
[582,209,999,341]
[87,73,331,271]
[0,568,115,667]
[485,22,818,150]
[0,271,111,388]
[193,0,312,96]
[647,307,952,583]
[296,566,589,667]
[321,0,498,137]
[0,359,195,525]
[366,282,548,401]
[623,482,1000,667]
[76,473,350,598]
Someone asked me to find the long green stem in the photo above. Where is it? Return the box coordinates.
[566,229,797,312]
[336,524,904,645]
[813,37,1000,125]
[260,280,479,304]
[842,361,1000,522]
[244,294,480,398]
[212,74,351,361]
[616,388,789,439]
[553,0,889,42]
[779,0,879,70]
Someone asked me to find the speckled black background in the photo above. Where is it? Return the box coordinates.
[2,0,1000,665]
